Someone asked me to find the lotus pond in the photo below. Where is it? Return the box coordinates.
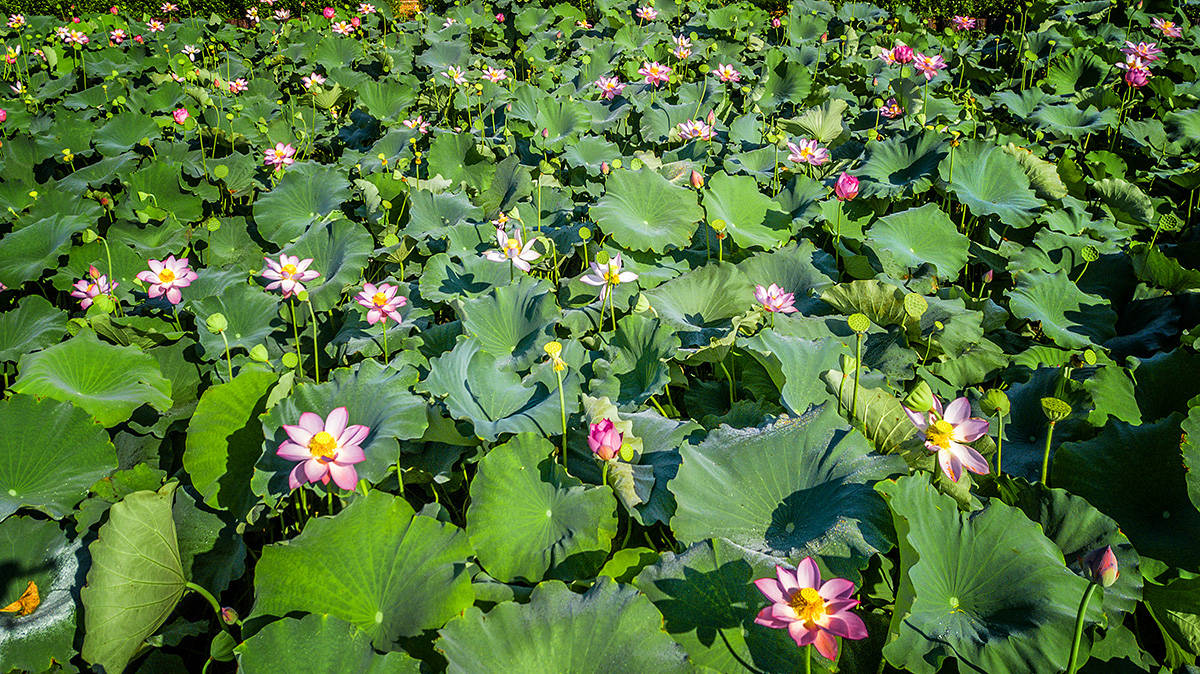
[2,0,1200,671]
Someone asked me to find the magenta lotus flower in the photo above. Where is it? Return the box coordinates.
[264,143,296,169]
[402,115,430,133]
[172,107,188,124]
[595,76,625,99]
[1117,56,1152,87]
[754,558,868,660]
[635,5,658,20]
[713,63,741,82]
[262,254,319,299]
[913,52,947,80]
[787,138,829,166]
[355,282,407,325]
[228,78,249,93]
[322,6,334,18]
[277,407,368,490]
[0,109,7,124]
[1082,546,1119,587]
[671,45,692,60]
[482,66,507,82]
[580,253,638,303]
[892,44,914,63]
[677,119,714,141]
[834,173,858,201]
[1152,17,1183,38]
[137,255,197,305]
[638,61,672,87]
[950,15,975,31]
[771,17,781,28]
[495,12,504,22]
[755,283,797,314]
[880,98,904,119]
[588,419,622,461]
[690,170,704,189]
[1122,41,1162,61]
[904,396,990,482]
[71,266,117,309]
[483,227,541,272]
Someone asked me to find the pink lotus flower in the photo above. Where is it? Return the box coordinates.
[754,558,868,660]
[161,2,177,11]
[713,63,741,82]
[263,142,296,169]
[482,66,507,82]
[262,254,319,299]
[787,138,829,166]
[588,419,622,461]
[580,253,638,303]
[880,98,903,119]
[755,283,797,314]
[671,45,692,60]
[147,19,164,32]
[0,109,6,124]
[1122,41,1162,61]
[355,282,407,325]
[677,119,714,141]
[638,61,672,87]
[1082,546,1119,587]
[1151,17,1182,38]
[228,78,249,93]
[172,107,188,124]
[136,255,197,305]
[322,6,335,18]
[246,7,260,23]
[110,29,126,44]
[71,266,117,309]
[913,52,947,80]
[951,15,976,31]
[635,5,658,21]
[495,12,504,22]
[673,34,691,49]
[358,3,375,14]
[595,76,625,99]
[771,17,781,28]
[892,44,914,63]
[444,66,467,85]
[442,17,456,28]
[1116,56,1152,87]
[834,173,858,201]
[403,115,430,133]
[483,228,541,272]
[302,72,325,88]
[332,20,355,35]
[577,19,592,28]
[277,407,368,490]
[274,9,290,20]
[904,396,990,482]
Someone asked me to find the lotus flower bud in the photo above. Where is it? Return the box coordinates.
[542,128,549,138]
[834,172,859,201]
[495,13,504,23]
[588,419,622,461]
[1082,546,1118,587]
[205,313,228,334]
[771,17,781,28]
[88,265,101,279]
[110,5,119,13]
[220,606,239,625]
[601,161,610,175]
[893,44,914,63]
[323,6,334,18]
[0,109,7,124]
[690,170,704,189]
[706,109,715,125]
[172,108,189,125]
[983,268,994,284]
[351,16,360,26]
[903,380,935,413]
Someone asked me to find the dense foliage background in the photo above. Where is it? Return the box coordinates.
[2,0,1200,672]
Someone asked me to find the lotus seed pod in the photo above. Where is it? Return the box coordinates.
[847,313,870,333]
[579,227,592,240]
[1082,349,1097,365]
[249,344,270,363]
[903,380,935,413]
[205,313,228,334]
[981,389,1010,416]
[281,352,299,368]
[1081,245,1099,262]
[1040,397,1073,423]
[904,293,927,319]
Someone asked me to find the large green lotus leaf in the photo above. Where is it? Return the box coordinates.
[535,97,591,149]
[819,280,912,330]
[191,282,281,361]
[418,253,514,302]
[634,538,877,673]
[672,406,905,579]
[1093,177,1154,226]
[279,218,373,312]
[1131,349,1200,422]
[752,50,812,113]
[0,517,82,673]
[0,214,91,287]
[1001,144,1069,200]
[1044,51,1105,97]
[562,134,620,172]
[993,476,1142,616]
[821,370,927,460]
[878,476,1095,674]
[857,130,947,199]
[0,295,66,363]
[94,111,158,156]
[610,313,679,406]
[456,275,558,370]
[427,132,495,193]
[1007,270,1116,349]
[251,490,474,646]
[589,168,703,252]
[741,331,844,415]
[478,154,533,216]
[1143,575,1200,668]
[644,262,754,350]
[122,161,204,224]
[866,203,969,280]
[1056,414,1200,570]
[1031,104,1115,139]
[0,395,117,521]
[255,360,427,500]
[13,330,173,427]
[942,141,1045,227]
[1130,243,1200,293]
[237,614,420,673]
[1164,108,1200,152]
[437,578,691,673]
[735,241,836,315]
[183,369,276,517]
[1185,402,1200,512]
[466,434,617,583]
[253,162,353,244]
[420,339,580,441]
[789,98,848,144]
[81,483,187,674]
[701,171,789,250]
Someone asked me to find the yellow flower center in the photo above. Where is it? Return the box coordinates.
[372,292,388,306]
[1162,21,1174,30]
[505,238,520,252]
[308,431,337,459]
[788,587,826,625]
[282,263,297,276]
[604,268,622,285]
[157,268,176,283]
[927,419,955,449]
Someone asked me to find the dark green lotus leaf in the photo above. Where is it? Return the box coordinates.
[1093,177,1154,226]
[427,132,495,193]
[878,476,1098,674]
[1164,108,1200,152]
[741,331,844,416]
[1007,270,1117,349]
[456,275,558,370]
[589,168,703,253]
[466,434,616,583]
[1131,243,1200,293]
[0,295,67,363]
[279,218,373,312]
[0,214,91,287]
[191,282,281,361]
[702,171,789,250]
[0,517,82,673]
[94,111,158,156]
[1031,104,1116,139]
[644,262,754,350]
[237,614,420,673]
[1001,144,1069,200]
[1142,575,1200,668]
[13,330,173,427]
[1055,414,1200,570]
[437,578,691,673]
[1044,51,1105,97]
[251,490,474,646]
[673,406,905,579]
[752,50,812,114]
[857,130,946,199]
[942,141,1045,227]
[866,203,969,280]
[252,162,353,244]
[1185,402,1200,513]
[418,253,514,302]
[821,369,927,459]
[610,313,679,406]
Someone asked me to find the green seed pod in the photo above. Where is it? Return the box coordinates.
[981,389,1011,417]
[281,352,299,368]
[903,293,927,320]
[903,380,936,413]
[594,250,610,265]
[579,227,592,241]
[249,344,270,363]
[1081,245,1099,262]
[1040,397,1073,423]
[82,229,99,243]
[1082,348,1097,365]
[847,313,870,334]
[205,313,228,334]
